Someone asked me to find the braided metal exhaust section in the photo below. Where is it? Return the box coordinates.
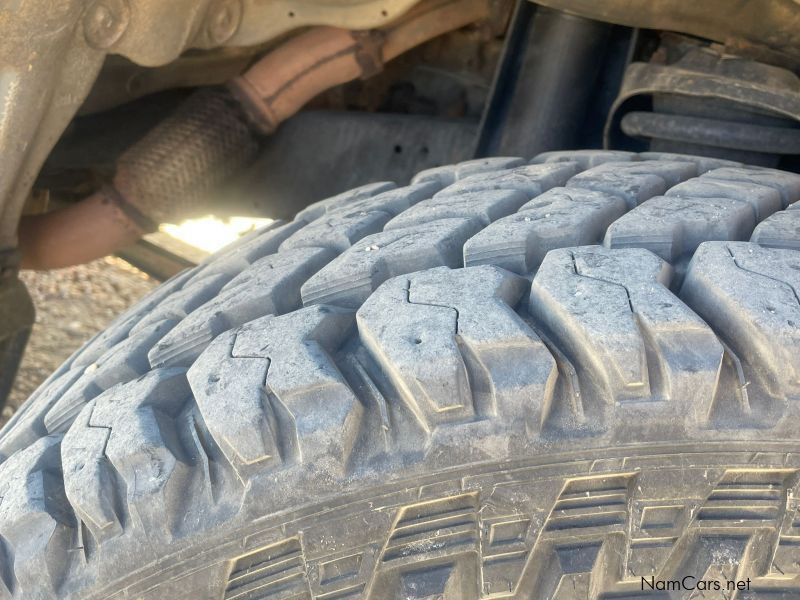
[114,87,259,226]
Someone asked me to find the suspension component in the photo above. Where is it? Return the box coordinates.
[607,41,800,167]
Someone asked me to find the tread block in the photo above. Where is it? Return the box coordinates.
[369,494,480,599]
[383,494,479,560]
[529,247,722,424]
[384,189,529,231]
[604,195,758,262]
[280,209,392,253]
[435,163,578,199]
[70,314,142,371]
[680,242,800,409]
[301,218,482,309]
[130,273,230,335]
[188,306,361,481]
[224,537,311,599]
[411,165,460,187]
[295,181,397,222]
[544,473,636,533]
[0,367,84,461]
[567,160,698,207]
[638,152,741,172]
[567,163,669,209]
[667,178,782,220]
[357,266,556,431]
[750,201,800,250]
[189,220,306,282]
[200,220,282,264]
[61,403,122,543]
[64,369,192,537]
[531,150,636,168]
[0,435,72,596]
[588,160,698,187]
[45,319,179,435]
[282,183,443,253]
[695,469,795,526]
[70,269,194,368]
[456,157,526,179]
[412,157,525,186]
[186,333,276,479]
[702,167,800,208]
[463,187,628,274]
[514,481,635,600]
[326,181,443,218]
[149,247,335,368]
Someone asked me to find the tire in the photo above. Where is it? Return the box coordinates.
[1,150,799,599]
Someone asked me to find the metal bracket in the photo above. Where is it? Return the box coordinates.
[0,264,35,410]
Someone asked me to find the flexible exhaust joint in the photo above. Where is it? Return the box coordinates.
[18,0,488,270]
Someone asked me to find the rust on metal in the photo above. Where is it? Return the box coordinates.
[230,0,489,134]
[17,188,148,271]
[17,0,489,270]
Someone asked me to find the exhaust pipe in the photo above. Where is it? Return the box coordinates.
[18,0,488,270]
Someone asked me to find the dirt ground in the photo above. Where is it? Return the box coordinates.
[2,257,157,426]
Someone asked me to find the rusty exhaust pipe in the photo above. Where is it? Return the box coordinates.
[18,0,489,270]
[18,189,149,271]
[229,0,490,132]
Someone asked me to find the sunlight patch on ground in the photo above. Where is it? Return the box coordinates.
[161,215,273,253]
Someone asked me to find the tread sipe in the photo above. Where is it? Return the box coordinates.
[1,151,799,599]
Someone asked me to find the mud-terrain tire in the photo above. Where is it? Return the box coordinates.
[1,150,800,599]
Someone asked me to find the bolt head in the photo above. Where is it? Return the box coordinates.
[206,0,243,45]
[84,0,130,49]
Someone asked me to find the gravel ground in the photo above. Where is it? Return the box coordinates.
[2,257,156,427]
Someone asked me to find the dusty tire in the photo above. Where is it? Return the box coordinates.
[1,150,800,599]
